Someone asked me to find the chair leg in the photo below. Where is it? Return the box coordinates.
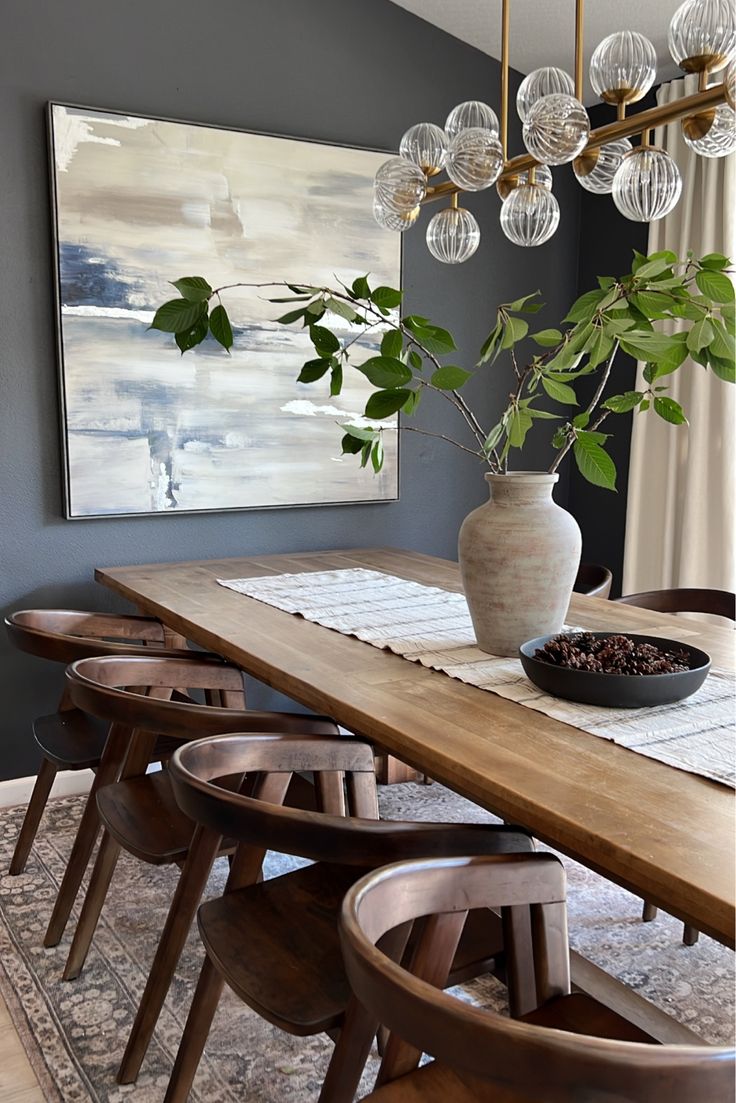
[641,901,658,923]
[163,955,225,1103]
[683,924,699,946]
[62,830,121,980]
[44,723,131,947]
[319,995,379,1103]
[116,827,222,1084]
[9,758,58,875]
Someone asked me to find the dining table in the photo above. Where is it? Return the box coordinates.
[96,546,735,1042]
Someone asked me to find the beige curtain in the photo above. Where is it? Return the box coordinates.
[622,75,736,596]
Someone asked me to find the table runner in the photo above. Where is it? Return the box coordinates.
[219,568,735,788]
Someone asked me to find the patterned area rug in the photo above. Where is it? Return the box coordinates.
[0,787,733,1102]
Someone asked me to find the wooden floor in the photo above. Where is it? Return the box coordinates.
[0,991,43,1102]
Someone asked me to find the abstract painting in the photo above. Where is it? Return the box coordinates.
[48,104,401,517]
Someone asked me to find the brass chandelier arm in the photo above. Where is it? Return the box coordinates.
[424,81,727,204]
[575,0,585,102]
[500,0,510,161]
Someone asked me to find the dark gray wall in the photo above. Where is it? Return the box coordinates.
[0,0,581,779]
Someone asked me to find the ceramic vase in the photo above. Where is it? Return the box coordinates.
[458,472,582,656]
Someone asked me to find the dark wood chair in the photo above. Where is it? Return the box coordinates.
[615,586,736,944]
[339,854,734,1102]
[4,609,193,877]
[160,732,534,1103]
[61,652,342,1084]
[574,563,613,599]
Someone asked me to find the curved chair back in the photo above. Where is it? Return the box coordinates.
[574,564,613,599]
[340,855,735,1103]
[168,733,532,870]
[5,609,189,665]
[616,588,736,621]
[66,654,338,742]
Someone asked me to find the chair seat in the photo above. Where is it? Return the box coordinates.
[198,861,361,1035]
[34,709,109,769]
[360,1061,513,1101]
[96,770,202,864]
[521,991,657,1044]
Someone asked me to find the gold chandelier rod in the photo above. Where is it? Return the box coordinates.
[500,0,510,161]
[424,81,727,204]
[575,0,584,101]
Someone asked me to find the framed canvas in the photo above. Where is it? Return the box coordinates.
[47,103,401,518]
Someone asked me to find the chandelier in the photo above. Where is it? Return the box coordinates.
[372,0,736,260]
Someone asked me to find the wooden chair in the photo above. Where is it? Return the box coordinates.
[60,652,342,1084]
[615,587,736,944]
[339,854,735,1102]
[160,732,535,1103]
[4,609,192,877]
[574,563,613,599]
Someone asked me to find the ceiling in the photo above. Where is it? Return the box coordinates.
[388,1,683,105]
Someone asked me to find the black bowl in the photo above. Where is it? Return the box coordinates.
[519,632,711,708]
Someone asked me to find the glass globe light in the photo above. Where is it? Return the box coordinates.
[372,195,421,232]
[500,184,560,247]
[496,163,553,200]
[446,127,504,191]
[682,102,736,156]
[523,93,591,165]
[612,147,683,221]
[725,57,736,109]
[374,157,427,214]
[668,0,736,73]
[426,206,481,264]
[573,138,633,194]
[445,100,499,140]
[516,67,575,122]
[399,122,448,176]
[589,31,658,104]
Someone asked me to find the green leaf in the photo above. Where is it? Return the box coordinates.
[371,286,403,311]
[360,441,372,468]
[708,353,736,383]
[527,408,560,420]
[686,318,715,353]
[501,316,529,347]
[601,317,636,335]
[632,290,676,317]
[404,321,457,356]
[551,427,568,449]
[602,391,646,413]
[268,294,314,303]
[356,356,412,389]
[408,349,423,371]
[699,253,729,270]
[573,434,617,490]
[478,322,502,365]
[564,288,607,323]
[620,331,687,361]
[330,363,343,396]
[696,268,735,303]
[483,421,504,454]
[150,298,207,334]
[572,411,590,429]
[646,250,678,266]
[507,407,533,447]
[341,433,365,455]
[587,329,614,368]
[209,304,233,350]
[171,276,213,302]
[531,328,562,347]
[402,389,422,415]
[342,424,378,443]
[709,318,736,361]
[370,439,384,473]
[275,306,307,325]
[503,291,541,312]
[381,329,403,359]
[653,396,688,425]
[646,332,688,379]
[364,388,412,419]
[297,358,332,383]
[351,276,371,299]
[310,324,340,356]
[175,316,209,353]
[430,365,473,389]
[634,257,671,279]
[541,376,577,404]
[639,398,650,411]
[325,297,360,322]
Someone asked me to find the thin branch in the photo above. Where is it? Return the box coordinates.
[548,341,620,473]
[402,425,487,461]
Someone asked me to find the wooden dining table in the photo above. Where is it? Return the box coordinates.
[96,546,735,1036]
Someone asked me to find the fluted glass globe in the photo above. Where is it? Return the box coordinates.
[374,157,427,214]
[500,184,560,247]
[373,195,421,232]
[589,32,658,104]
[399,123,448,176]
[612,148,683,221]
[574,138,633,193]
[523,93,590,165]
[496,163,553,199]
[683,102,736,156]
[426,207,481,264]
[726,58,736,109]
[446,128,504,191]
[445,100,499,140]
[516,67,575,122]
[668,0,736,73]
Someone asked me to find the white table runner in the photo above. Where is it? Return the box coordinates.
[219,568,735,789]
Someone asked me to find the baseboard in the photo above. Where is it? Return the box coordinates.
[0,769,94,809]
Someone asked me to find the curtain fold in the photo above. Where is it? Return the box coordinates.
[622,75,736,596]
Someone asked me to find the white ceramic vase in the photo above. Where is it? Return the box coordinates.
[458,472,582,656]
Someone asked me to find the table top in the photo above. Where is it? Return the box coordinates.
[96,547,735,947]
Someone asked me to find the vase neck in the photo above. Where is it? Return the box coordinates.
[485,472,559,505]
